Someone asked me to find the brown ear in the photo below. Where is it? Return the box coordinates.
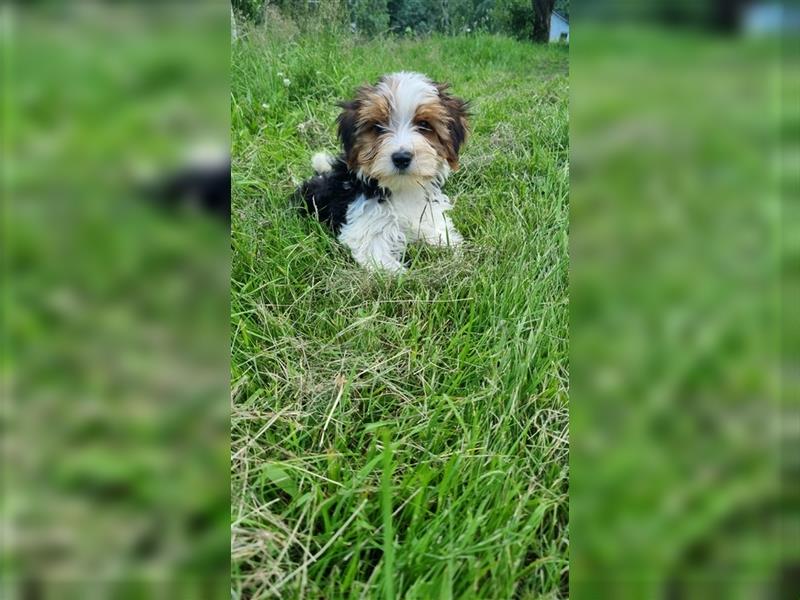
[436,83,470,169]
[336,99,359,167]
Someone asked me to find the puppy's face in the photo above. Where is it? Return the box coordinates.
[337,72,469,191]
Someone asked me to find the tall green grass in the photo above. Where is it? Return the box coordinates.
[231,26,569,599]
[570,27,791,598]
[5,8,230,594]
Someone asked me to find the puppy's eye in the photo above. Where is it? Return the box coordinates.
[372,124,384,134]
[416,120,431,131]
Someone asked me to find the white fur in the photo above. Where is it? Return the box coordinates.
[337,185,462,273]
[392,187,463,246]
[312,152,334,174]
[338,195,407,273]
[379,72,438,123]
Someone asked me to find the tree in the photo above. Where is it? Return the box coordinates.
[532,0,555,42]
[350,0,390,35]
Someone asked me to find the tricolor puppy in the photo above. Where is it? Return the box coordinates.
[298,72,469,273]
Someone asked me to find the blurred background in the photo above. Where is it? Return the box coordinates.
[2,2,230,597]
[232,0,570,40]
[570,0,797,598]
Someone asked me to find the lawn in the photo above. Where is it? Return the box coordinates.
[569,28,792,597]
[5,6,230,594]
[230,26,569,599]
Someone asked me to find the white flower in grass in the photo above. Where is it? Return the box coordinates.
[283,78,291,87]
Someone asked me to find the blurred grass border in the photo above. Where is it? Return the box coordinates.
[570,21,795,599]
[3,3,231,595]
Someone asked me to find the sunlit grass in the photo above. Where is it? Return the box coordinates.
[230,27,569,599]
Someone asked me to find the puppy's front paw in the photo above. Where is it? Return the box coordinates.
[425,227,463,247]
[383,261,407,275]
[353,252,406,274]
[444,228,464,247]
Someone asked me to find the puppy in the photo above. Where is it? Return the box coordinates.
[297,72,469,273]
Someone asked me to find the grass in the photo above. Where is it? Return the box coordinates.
[569,27,793,598]
[230,26,569,599]
[5,6,230,594]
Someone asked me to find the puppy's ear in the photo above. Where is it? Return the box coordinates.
[336,99,359,167]
[436,83,470,169]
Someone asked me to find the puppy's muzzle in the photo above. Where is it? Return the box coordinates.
[391,150,413,171]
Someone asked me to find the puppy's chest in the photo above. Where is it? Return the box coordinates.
[386,189,445,229]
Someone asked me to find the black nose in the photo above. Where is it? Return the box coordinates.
[391,150,413,170]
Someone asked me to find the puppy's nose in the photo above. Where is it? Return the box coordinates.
[391,150,413,170]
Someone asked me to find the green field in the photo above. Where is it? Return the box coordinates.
[5,8,231,594]
[230,27,568,599]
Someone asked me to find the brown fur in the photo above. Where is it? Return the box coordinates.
[435,83,470,169]
[413,100,461,169]
[337,75,469,177]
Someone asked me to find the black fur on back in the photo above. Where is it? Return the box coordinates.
[146,159,231,223]
[295,156,390,233]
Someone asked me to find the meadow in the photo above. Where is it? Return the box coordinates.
[230,25,569,599]
[6,7,230,594]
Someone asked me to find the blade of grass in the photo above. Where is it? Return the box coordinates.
[382,430,396,600]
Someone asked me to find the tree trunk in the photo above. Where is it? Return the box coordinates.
[532,0,555,43]
[709,0,746,33]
